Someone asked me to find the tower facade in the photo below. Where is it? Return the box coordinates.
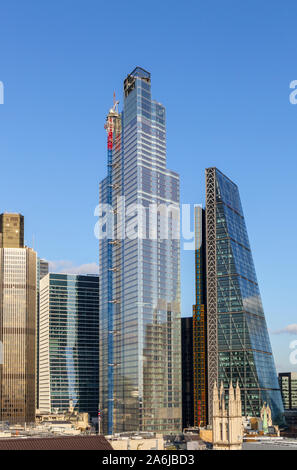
[193,206,208,427]
[212,381,243,450]
[181,316,194,429]
[39,273,99,417]
[205,168,284,423]
[0,214,36,424]
[0,213,24,248]
[99,67,181,434]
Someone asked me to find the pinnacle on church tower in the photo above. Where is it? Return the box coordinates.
[229,381,235,402]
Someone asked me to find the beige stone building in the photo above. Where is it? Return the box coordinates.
[36,411,90,432]
[212,381,243,450]
[0,213,24,248]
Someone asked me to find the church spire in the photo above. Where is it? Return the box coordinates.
[220,382,225,412]
[213,381,220,415]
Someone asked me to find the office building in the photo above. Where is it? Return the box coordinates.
[38,259,49,281]
[39,274,99,417]
[192,206,208,427]
[205,168,284,423]
[99,67,181,434]
[181,317,194,429]
[0,213,37,424]
[0,213,24,248]
[36,258,49,410]
[279,372,297,410]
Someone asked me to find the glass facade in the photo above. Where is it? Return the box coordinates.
[0,213,24,248]
[99,67,181,434]
[39,274,99,417]
[206,168,284,423]
[193,206,208,427]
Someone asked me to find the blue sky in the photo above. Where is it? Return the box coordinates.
[0,0,296,372]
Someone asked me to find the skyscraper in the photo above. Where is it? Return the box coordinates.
[205,167,284,423]
[0,213,37,424]
[36,258,49,410]
[39,273,99,417]
[99,67,181,434]
[279,373,297,428]
[38,259,49,281]
[192,206,208,427]
[0,213,24,248]
[181,317,194,429]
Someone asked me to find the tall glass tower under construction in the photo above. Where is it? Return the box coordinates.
[99,67,181,435]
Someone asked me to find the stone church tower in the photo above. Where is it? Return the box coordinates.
[212,381,243,450]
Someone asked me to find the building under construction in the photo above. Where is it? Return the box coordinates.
[99,67,182,435]
[192,206,208,428]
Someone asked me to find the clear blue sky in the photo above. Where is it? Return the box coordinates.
[0,0,296,372]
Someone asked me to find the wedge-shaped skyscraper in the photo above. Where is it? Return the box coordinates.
[205,168,284,423]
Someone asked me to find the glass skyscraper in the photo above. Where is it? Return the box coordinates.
[0,213,24,248]
[205,167,284,423]
[99,67,181,434]
[39,273,99,417]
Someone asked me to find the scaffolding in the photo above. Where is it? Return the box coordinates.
[104,96,121,435]
[193,206,208,427]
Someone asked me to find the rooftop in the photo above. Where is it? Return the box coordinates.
[243,437,297,451]
[129,67,151,80]
[0,435,112,451]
